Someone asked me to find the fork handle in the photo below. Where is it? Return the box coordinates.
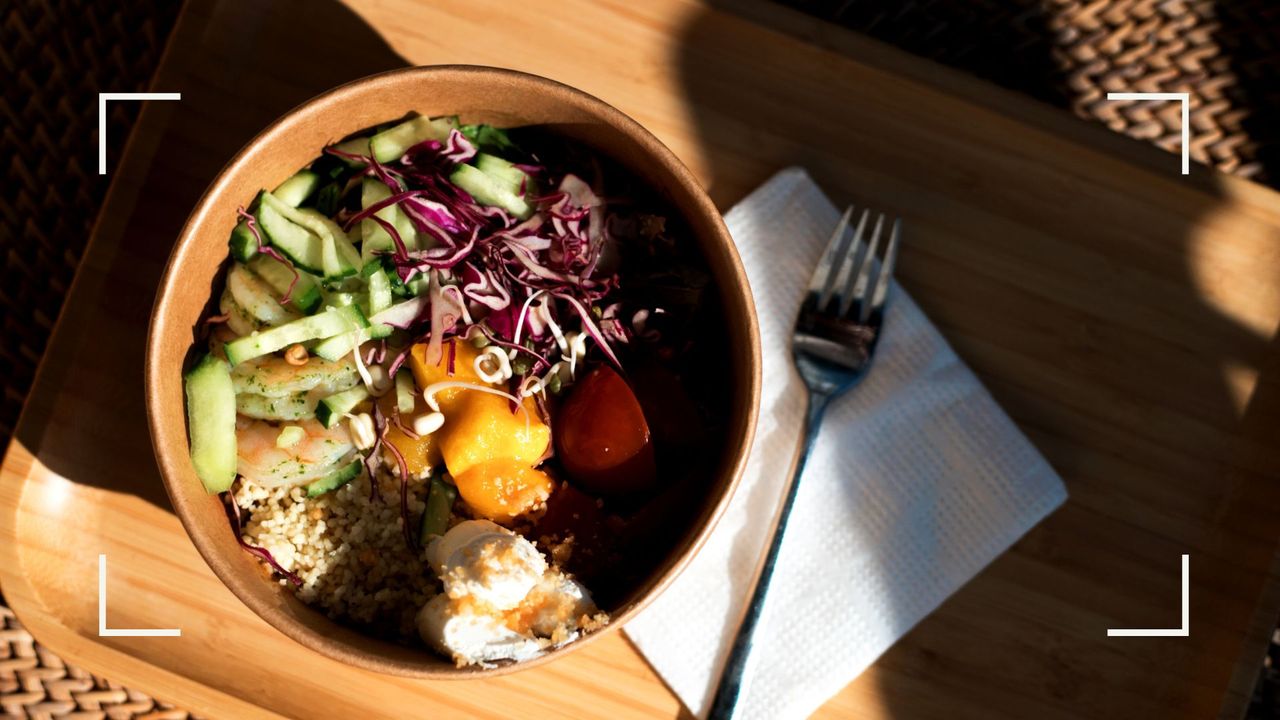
[707,391,831,719]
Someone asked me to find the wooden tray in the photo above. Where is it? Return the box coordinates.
[3,0,1280,718]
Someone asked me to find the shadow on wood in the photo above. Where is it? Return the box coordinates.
[11,0,408,511]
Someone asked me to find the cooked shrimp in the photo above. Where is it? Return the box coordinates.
[231,354,360,397]
[220,287,261,337]
[236,417,356,488]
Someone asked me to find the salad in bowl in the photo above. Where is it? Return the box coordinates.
[180,110,733,668]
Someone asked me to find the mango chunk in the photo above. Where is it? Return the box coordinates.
[377,393,442,477]
[439,393,550,477]
[454,457,555,523]
[408,339,485,415]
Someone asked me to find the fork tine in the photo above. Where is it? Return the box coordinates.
[806,206,854,310]
[867,217,902,320]
[841,212,886,318]
[828,208,872,317]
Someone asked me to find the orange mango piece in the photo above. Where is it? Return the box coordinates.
[454,457,555,524]
[408,339,485,415]
[439,393,550,477]
[377,393,443,477]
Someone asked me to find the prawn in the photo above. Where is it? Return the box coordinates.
[236,417,356,488]
[231,354,360,397]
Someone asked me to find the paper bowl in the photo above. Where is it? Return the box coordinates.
[145,65,760,678]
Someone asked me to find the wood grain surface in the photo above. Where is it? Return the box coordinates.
[2,0,1279,718]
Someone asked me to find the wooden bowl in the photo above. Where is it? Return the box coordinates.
[145,66,761,678]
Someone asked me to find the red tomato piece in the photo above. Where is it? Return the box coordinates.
[554,365,657,494]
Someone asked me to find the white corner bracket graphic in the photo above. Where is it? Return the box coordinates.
[1105,92,1190,175]
[1107,554,1189,637]
[98,554,181,637]
[97,92,181,175]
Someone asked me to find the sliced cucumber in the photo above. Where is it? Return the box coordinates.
[326,291,361,310]
[227,262,300,327]
[224,305,369,366]
[311,323,393,362]
[368,267,392,315]
[305,458,363,497]
[406,275,429,296]
[395,370,416,414]
[420,475,458,541]
[276,425,305,448]
[370,116,457,163]
[235,391,316,421]
[332,136,372,165]
[361,178,418,262]
[259,192,325,274]
[316,386,370,428]
[229,219,260,263]
[295,208,362,279]
[246,255,322,314]
[184,354,237,493]
[451,163,532,219]
[474,153,531,196]
[273,170,320,207]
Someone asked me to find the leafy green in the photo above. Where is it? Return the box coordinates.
[460,124,517,155]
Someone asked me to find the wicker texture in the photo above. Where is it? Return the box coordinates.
[0,0,180,444]
[778,0,1280,185]
[1,2,184,719]
[0,607,188,720]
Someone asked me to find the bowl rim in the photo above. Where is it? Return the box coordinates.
[145,64,762,678]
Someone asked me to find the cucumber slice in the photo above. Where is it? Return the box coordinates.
[311,323,393,362]
[369,116,457,163]
[235,391,316,421]
[305,458,363,497]
[420,475,458,541]
[368,268,392,315]
[273,170,320,207]
[406,275,429,296]
[229,219,259,263]
[474,153,531,196]
[316,386,370,428]
[224,305,369,366]
[332,136,372,166]
[326,291,361,310]
[259,192,325,274]
[395,370,416,414]
[227,262,300,328]
[361,178,419,262]
[451,163,532,219]
[312,296,420,361]
[295,208,362,279]
[184,354,237,493]
[246,255,322,314]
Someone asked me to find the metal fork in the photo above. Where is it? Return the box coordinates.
[708,206,902,719]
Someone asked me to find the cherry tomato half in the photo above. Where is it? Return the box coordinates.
[554,365,657,494]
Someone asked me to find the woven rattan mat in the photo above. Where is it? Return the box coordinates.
[1,3,188,719]
[3,1,1279,719]
[774,0,1280,186]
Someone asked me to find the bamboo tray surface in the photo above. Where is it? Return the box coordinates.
[3,0,1280,718]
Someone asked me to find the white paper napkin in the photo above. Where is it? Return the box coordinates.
[623,168,1068,719]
